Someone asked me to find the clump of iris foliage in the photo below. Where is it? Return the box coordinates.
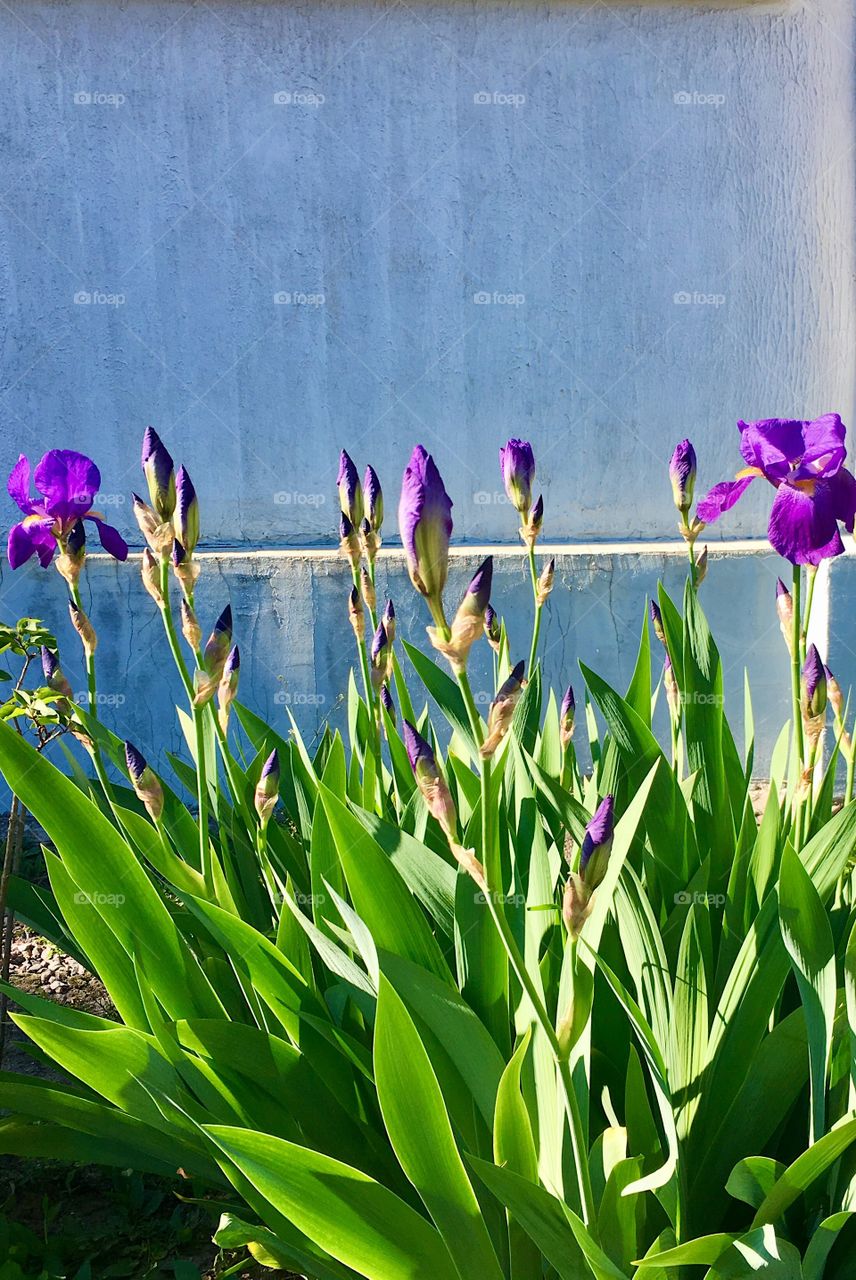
[1,417,856,1279]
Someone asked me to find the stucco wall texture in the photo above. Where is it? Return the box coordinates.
[0,0,854,767]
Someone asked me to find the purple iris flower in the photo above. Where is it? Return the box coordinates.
[7,450,128,569]
[398,445,453,603]
[696,416,856,566]
[499,439,535,517]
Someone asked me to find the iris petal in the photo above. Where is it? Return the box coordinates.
[7,455,35,515]
[33,450,100,522]
[7,517,56,569]
[738,419,805,482]
[696,476,755,523]
[796,413,846,479]
[89,517,129,561]
[767,481,844,566]
[824,466,856,533]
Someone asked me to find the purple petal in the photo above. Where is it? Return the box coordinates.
[738,419,805,482]
[826,466,856,533]
[7,455,35,515]
[580,795,614,875]
[7,517,56,569]
[88,517,129,561]
[33,450,100,522]
[398,445,453,594]
[767,481,844,566]
[402,719,437,775]
[696,476,755,524]
[796,413,846,479]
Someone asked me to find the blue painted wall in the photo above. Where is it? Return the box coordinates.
[0,0,853,771]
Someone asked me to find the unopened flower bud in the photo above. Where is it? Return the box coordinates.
[141,548,164,607]
[360,564,376,613]
[776,579,794,655]
[428,557,493,674]
[41,647,72,699]
[142,427,176,521]
[499,439,535,520]
[802,644,827,721]
[339,513,361,570]
[484,604,501,652]
[380,684,395,725]
[562,872,591,940]
[649,600,666,648]
[364,464,383,533]
[337,450,364,528]
[398,445,452,613]
[254,749,280,827]
[824,664,844,720]
[348,585,365,641]
[669,439,697,514]
[125,741,164,821]
[68,598,97,658]
[218,645,240,731]
[382,598,396,646]
[694,545,708,585]
[535,556,554,607]
[172,538,200,597]
[181,599,202,652]
[174,467,200,557]
[403,720,458,841]
[359,517,380,563]
[370,622,393,690]
[560,684,575,750]
[481,660,526,758]
[56,520,86,587]
[579,795,614,892]
[203,604,233,684]
[133,493,174,560]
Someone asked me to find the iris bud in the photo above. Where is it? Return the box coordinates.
[339,513,361,571]
[649,600,667,648]
[428,557,493,674]
[68,598,97,658]
[141,548,164,608]
[370,622,392,690]
[382,598,396,646]
[669,439,697,514]
[181,599,202,652]
[824,664,844,720]
[337,451,364,528]
[776,579,794,655]
[56,520,86,587]
[380,684,395,726]
[522,494,544,549]
[579,795,614,892]
[560,684,575,750]
[802,644,828,720]
[562,873,590,940]
[348,585,365,642]
[364,465,383,532]
[499,439,535,520]
[142,427,176,521]
[172,537,200,597]
[484,604,501,652]
[694,545,708,585]
[535,556,554,607]
[218,645,240,731]
[398,445,453,621]
[254,749,280,828]
[664,653,680,717]
[203,604,233,683]
[481,660,526,758]
[174,466,200,557]
[125,740,164,821]
[359,517,380,564]
[41,646,72,699]
[133,493,174,561]
[360,564,376,613]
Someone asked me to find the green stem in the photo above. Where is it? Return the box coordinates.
[193,703,212,894]
[801,567,817,667]
[526,545,542,675]
[351,568,384,812]
[680,512,697,588]
[69,579,118,812]
[158,560,194,701]
[791,565,805,777]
